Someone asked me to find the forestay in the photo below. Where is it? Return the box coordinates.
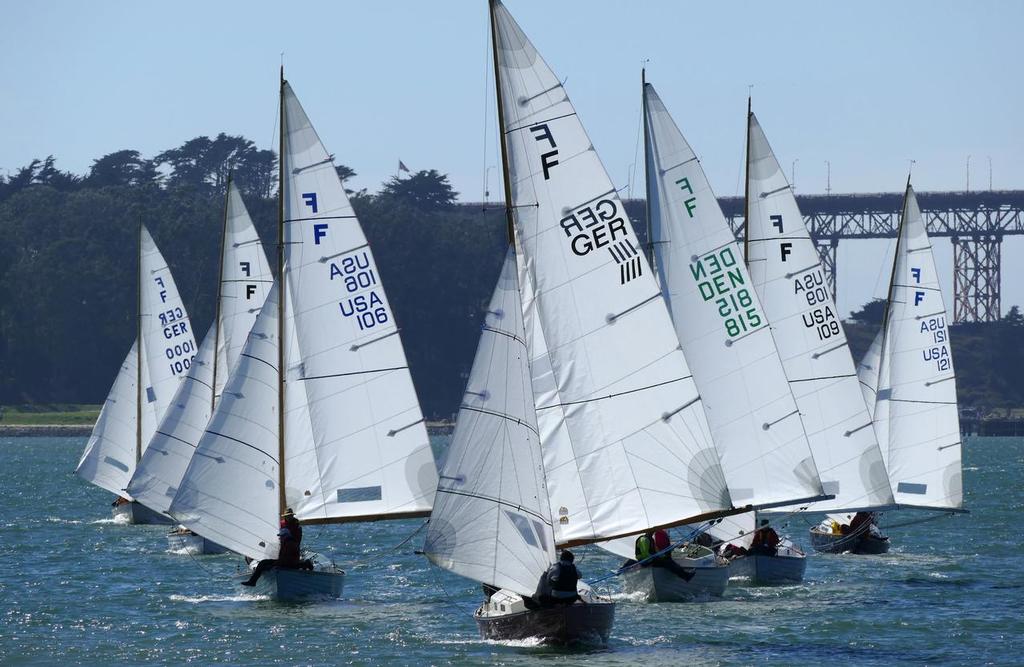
[169,286,283,561]
[129,188,273,515]
[280,81,437,522]
[871,185,962,510]
[745,112,892,512]
[424,249,554,597]
[492,0,733,547]
[644,83,823,509]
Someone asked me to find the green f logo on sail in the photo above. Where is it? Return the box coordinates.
[675,177,697,217]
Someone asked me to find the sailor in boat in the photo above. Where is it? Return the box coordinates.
[625,530,696,581]
[749,520,781,556]
[280,508,302,546]
[241,528,312,586]
[530,550,581,608]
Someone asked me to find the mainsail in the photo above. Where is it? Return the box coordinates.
[423,249,554,596]
[127,183,273,514]
[866,184,963,510]
[169,75,437,558]
[491,0,734,548]
[744,110,893,512]
[76,226,196,498]
[643,82,825,510]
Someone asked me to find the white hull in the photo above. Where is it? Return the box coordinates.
[167,531,229,555]
[112,501,173,525]
[727,550,807,585]
[246,567,345,601]
[620,547,729,601]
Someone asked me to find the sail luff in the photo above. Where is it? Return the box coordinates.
[211,174,231,412]
[136,220,143,464]
[277,67,287,518]
[489,0,515,245]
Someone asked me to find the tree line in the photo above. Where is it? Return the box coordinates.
[0,137,1021,417]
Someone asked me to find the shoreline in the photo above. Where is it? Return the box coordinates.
[0,422,456,438]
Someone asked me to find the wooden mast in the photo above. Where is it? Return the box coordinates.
[277,67,287,517]
[489,0,515,246]
[211,174,231,412]
[135,220,143,465]
[743,96,752,262]
[641,68,654,268]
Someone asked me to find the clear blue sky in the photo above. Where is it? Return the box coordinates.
[2,1,1022,315]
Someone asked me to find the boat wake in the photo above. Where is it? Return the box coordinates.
[46,516,83,525]
[169,593,270,603]
[91,515,130,525]
[435,637,546,648]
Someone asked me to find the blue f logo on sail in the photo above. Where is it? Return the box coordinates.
[302,192,318,213]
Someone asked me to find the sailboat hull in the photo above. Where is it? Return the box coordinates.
[475,588,613,645]
[809,528,890,554]
[247,567,345,601]
[620,546,729,601]
[166,530,229,555]
[112,501,173,525]
[727,550,807,585]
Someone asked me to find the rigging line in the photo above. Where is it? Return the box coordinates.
[454,404,539,437]
[204,430,279,463]
[535,376,687,411]
[238,352,277,373]
[338,519,431,569]
[435,488,550,525]
[504,111,577,135]
[889,398,957,405]
[298,366,407,381]
[283,214,357,224]
[788,373,857,383]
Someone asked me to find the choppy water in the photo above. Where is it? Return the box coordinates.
[0,436,1020,665]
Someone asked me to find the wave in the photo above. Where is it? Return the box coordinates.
[169,593,270,603]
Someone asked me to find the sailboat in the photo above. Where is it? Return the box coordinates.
[423,1,745,636]
[76,225,198,524]
[127,179,273,553]
[167,71,438,600]
[734,105,895,577]
[811,181,966,552]
[617,77,829,595]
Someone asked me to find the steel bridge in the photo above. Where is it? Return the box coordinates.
[718,190,1024,322]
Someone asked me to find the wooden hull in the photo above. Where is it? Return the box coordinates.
[475,602,614,644]
[247,567,345,601]
[728,552,807,585]
[621,561,729,601]
[112,501,173,525]
[166,531,229,555]
[809,528,890,554]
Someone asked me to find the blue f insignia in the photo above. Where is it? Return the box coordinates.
[302,192,318,213]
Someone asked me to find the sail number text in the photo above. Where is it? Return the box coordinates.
[690,247,764,339]
[330,250,389,331]
[911,266,951,371]
[794,269,841,341]
[153,275,195,376]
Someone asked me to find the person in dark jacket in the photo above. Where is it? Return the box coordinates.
[533,550,581,607]
[749,520,781,556]
[280,508,302,546]
[650,528,696,582]
[241,528,313,587]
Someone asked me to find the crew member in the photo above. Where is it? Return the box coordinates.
[241,528,312,587]
[534,550,581,607]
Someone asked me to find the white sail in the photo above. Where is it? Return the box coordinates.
[644,83,823,509]
[745,111,893,512]
[139,226,198,428]
[169,285,283,561]
[492,1,732,548]
[424,249,554,596]
[127,327,216,513]
[858,328,884,423]
[129,189,273,515]
[280,81,437,522]
[215,181,275,398]
[77,226,195,497]
[873,185,962,510]
[75,342,142,496]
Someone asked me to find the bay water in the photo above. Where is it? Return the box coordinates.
[0,436,1019,665]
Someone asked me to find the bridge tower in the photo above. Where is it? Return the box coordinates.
[952,232,1002,322]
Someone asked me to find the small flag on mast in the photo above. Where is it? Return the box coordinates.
[398,160,410,174]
